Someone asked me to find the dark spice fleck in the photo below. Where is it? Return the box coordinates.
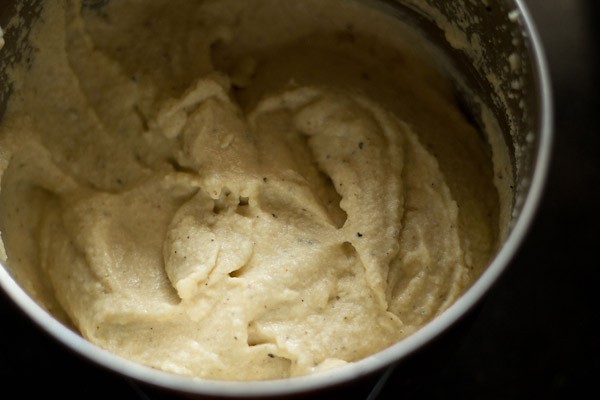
[358,142,364,149]
[357,232,363,237]
[238,196,249,206]
[268,353,274,358]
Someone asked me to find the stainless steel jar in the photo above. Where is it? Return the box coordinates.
[0,0,552,398]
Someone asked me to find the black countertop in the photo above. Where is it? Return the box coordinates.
[1,1,598,398]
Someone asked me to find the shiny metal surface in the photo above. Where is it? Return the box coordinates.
[0,1,552,398]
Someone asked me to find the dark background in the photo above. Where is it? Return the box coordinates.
[1,1,598,398]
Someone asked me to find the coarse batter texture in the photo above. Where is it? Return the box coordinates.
[0,0,501,380]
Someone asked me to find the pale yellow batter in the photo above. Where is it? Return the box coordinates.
[0,0,501,380]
